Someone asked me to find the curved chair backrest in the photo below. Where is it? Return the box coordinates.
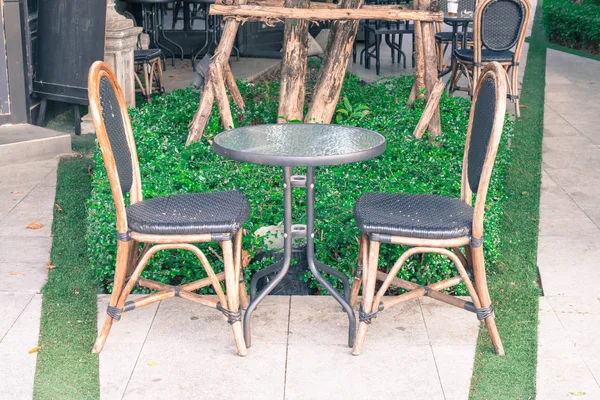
[476,0,530,52]
[88,61,142,235]
[460,62,508,238]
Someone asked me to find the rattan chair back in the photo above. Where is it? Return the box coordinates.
[479,0,526,51]
[88,61,143,235]
[460,62,508,237]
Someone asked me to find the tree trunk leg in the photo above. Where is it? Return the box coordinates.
[421,18,442,136]
[471,245,505,356]
[222,239,248,356]
[187,18,242,145]
[413,79,445,138]
[93,240,132,354]
[224,63,245,110]
[352,239,380,356]
[186,84,215,145]
[305,0,364,124]
[210,63,235,130]
[278,0,310,123]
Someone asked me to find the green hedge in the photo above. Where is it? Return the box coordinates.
[543,0,600,53]
[87,72,513,295]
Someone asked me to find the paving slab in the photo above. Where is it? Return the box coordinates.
[103,296,290,400]
[0,294,43,400]
[537,49,600,399]
[0,158,60,399]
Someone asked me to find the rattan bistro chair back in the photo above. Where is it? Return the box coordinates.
[450,0,531,117]
[88,61,250,356]
[434,0,476,71]
[351,62,508,356]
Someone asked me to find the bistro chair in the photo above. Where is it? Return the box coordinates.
[449,0,531,117]
[351,62,508,356]
[88,61,250,356]
[134,49,166,104]
[434,0,475,72]
[124,11,167,104]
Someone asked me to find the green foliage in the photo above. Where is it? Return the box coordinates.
[335,96,371,124]
[34,135,99,399]
[87,73,513,295]
[543,0,600,53]
[470,3,546,398]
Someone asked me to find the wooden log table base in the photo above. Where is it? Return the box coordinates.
[186,0,445,144]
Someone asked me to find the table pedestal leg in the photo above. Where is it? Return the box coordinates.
[305,167,356,348]
[243,167,293,348]
[243,166,356,349]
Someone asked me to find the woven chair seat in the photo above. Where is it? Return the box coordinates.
[134,49,163,63]
[435,31,473,43]
[127,191,250,235]
[354,193,474,239]
[454,48,514,63]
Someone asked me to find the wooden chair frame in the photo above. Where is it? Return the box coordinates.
[449,0,531,117]
[88,61,249,356]
[351,62,508,356]
[134,55,165,104]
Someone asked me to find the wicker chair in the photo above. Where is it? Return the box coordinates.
[88,61,250,356]
[350,62,508,356]
[134,49,166,104]
[449,0,531,117]
[434,0,475,72]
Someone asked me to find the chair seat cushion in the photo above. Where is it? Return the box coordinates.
[435,31,473,43]
[365,23,414,34]
[127,191,250,236]
[354,193,473,239]
[134,49,163,63]
[453,48,514,63]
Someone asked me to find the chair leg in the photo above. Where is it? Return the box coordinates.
[352,239,380,356]
[233,230,250,310]
[222,240,248,356]
[143,63,152,104]
[350,233,368,308]
[471,246,505,356]
[449,60,459,94]
[512,65,520,118]
[93,240,132,354]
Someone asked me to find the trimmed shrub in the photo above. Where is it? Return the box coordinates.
[543,0,600,53]
[87,73,513,295]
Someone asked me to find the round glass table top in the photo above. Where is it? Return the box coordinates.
[213,124,386,167]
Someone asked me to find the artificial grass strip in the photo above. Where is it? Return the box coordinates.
[469,2,546,399]
[33,135,100,400]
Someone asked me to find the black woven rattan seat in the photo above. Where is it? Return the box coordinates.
[134,49,163,63]
[454,48,514,63]
[126,191,250,235]
[435,31,473,43]
[354,193,474,239]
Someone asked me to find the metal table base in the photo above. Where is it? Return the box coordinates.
[243,167,356,348]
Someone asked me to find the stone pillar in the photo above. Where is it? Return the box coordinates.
[82,0,142,133]
[104,0,142,107]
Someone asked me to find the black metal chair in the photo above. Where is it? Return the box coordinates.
[450,0,531,117]
[351,62,509,356]
[434,0,475,71]
[354,0,415,75]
